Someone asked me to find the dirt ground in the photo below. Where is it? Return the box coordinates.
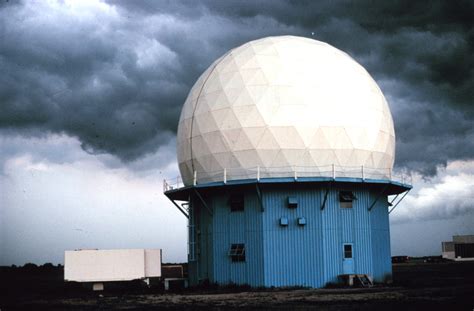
[1,261,474,310]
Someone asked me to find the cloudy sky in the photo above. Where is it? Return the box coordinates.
[1,0,473,265]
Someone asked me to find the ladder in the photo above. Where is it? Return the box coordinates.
[357,274,373,288]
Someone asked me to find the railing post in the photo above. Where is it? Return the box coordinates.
[257,166,260,181]
[224,168,227,184]
[332,164,335,179]
[361,165,364,180]
[193,170,197,186]
[294,166,297,180]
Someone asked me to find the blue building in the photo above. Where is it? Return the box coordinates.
[165,177,410,287]
[164,36,412,287]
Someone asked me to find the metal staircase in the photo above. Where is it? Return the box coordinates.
[356,274,373,287]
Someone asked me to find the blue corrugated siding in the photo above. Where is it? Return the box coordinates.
[211,192,264,286]
[195,198,212,282]
[321,190,340,284]
[353,190,373,276]
[189,184,392,287]
[370,194,392,282]
[262,189,324,287]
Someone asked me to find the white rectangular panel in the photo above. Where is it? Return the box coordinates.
[144,249,162,278]
[65,249,147,282]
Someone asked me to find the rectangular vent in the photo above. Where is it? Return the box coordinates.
[288,196,298,208]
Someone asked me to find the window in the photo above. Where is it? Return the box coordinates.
[229,243,245,262]
[344,244,353,259]
[339,191,356,208]
[229,194,244,212]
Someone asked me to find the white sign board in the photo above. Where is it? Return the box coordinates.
[65,249,161,282]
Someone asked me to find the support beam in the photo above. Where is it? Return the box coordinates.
[368,184,389,211]
[321,182,332,210]
[193,188,213,216]
[389,189,410,214]
[167,197,189,218]
[389,193,399,205]
[256,183,264,212]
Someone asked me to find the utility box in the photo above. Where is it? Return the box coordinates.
[64,249,162,284]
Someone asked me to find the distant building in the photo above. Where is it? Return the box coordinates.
[442,235,474,261]
[164,36,411,288]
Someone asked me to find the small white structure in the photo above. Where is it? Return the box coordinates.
[64,249,161,289]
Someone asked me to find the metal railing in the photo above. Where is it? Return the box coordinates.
[163,165,412,192]
[163,175,184,192]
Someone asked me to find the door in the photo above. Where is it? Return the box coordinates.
[343,243,354,274]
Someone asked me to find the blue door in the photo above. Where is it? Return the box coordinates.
[343,244,354,274]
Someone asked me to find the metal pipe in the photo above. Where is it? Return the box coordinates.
[255,184,264,212]
[320,187,330,210]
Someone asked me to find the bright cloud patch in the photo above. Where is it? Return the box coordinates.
[391,161,474,223]
[0,134,185,265]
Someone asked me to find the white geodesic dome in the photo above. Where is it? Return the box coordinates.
[177,36,395,186]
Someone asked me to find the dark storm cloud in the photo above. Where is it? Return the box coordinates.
[0,0,185,161]
[196,0,474,176]
[1,0,473,176]
[0,0,296,162]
